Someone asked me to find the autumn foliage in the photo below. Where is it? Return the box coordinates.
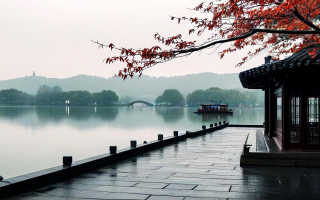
[93,0,320,79]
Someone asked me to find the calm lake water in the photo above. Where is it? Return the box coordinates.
[0,106,264,179]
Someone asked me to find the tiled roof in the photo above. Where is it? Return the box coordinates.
[239,46,320,88]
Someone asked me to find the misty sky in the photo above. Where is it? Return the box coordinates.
[0,0,269,80]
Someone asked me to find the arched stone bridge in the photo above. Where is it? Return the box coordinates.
[127,100,153,106]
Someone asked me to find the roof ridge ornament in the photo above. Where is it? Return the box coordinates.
[264,55,273,64]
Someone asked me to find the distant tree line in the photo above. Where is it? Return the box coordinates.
[156,87,264,107]
[156,89,184,106]
[0,85,119,106]
[0,86,263,107]
[186,87,263,107]
[0,89,34,104]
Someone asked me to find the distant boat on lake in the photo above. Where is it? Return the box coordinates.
[194,101,233,114]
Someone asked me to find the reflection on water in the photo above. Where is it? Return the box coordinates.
[0,106,34,119]
[0,106,264,179]
[200,113,229,122]
[0,106,119,128]
[38,106,119,122]
[186,107,264,125]
[0,106,263,128]
[155,107,184,123]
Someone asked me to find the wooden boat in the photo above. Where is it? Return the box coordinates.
[194,101,233,114]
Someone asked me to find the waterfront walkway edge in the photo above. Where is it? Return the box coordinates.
[0,123,229,199]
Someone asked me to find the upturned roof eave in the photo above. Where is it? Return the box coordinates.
[239,46,320,89]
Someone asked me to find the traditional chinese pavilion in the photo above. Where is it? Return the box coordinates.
[239,46,320,151]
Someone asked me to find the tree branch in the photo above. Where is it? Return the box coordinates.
[293,9,320,31]
[175,29,319,54]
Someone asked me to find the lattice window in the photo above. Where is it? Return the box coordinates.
[276,97,282,140]
[308,97,319,144]
[289,92,300,143]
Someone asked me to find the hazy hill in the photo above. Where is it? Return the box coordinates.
[0,73,242,101]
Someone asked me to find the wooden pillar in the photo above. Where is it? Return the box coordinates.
[282,80,289,149]
[269,78,275,138]
[265,89,270,135]
[300,89,307,150]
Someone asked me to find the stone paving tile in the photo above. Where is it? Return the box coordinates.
[103,193,149,199]
[167,176,257,186]
[185,165,214,169]
[156,167,209,174]
[164,184,197,190]
[100,173,129,177]
[184,198,225,200]
[73,176,228,187]
[168,173,294,186]
[54,179,139,187]
[134,182,168,189]
[193,185,230,192]
[101,166,162,173]
[45,188,109,199]
[172,173,247,180]
[206,170,242,175]
[147,195,185,200]
[130,175,151,179]
[230,185,320,195]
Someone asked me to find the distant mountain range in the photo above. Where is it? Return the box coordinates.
[0,73,243,101]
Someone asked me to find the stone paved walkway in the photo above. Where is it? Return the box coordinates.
[7,128,320,199]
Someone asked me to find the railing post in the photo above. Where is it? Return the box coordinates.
[63,156,72,166]
[173,131,178,137]
[131,140,137,148]
[110,146,117,154]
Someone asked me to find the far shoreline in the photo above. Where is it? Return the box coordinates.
[0,104,264,108]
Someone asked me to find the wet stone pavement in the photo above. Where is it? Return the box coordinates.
[8,127,320,199]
